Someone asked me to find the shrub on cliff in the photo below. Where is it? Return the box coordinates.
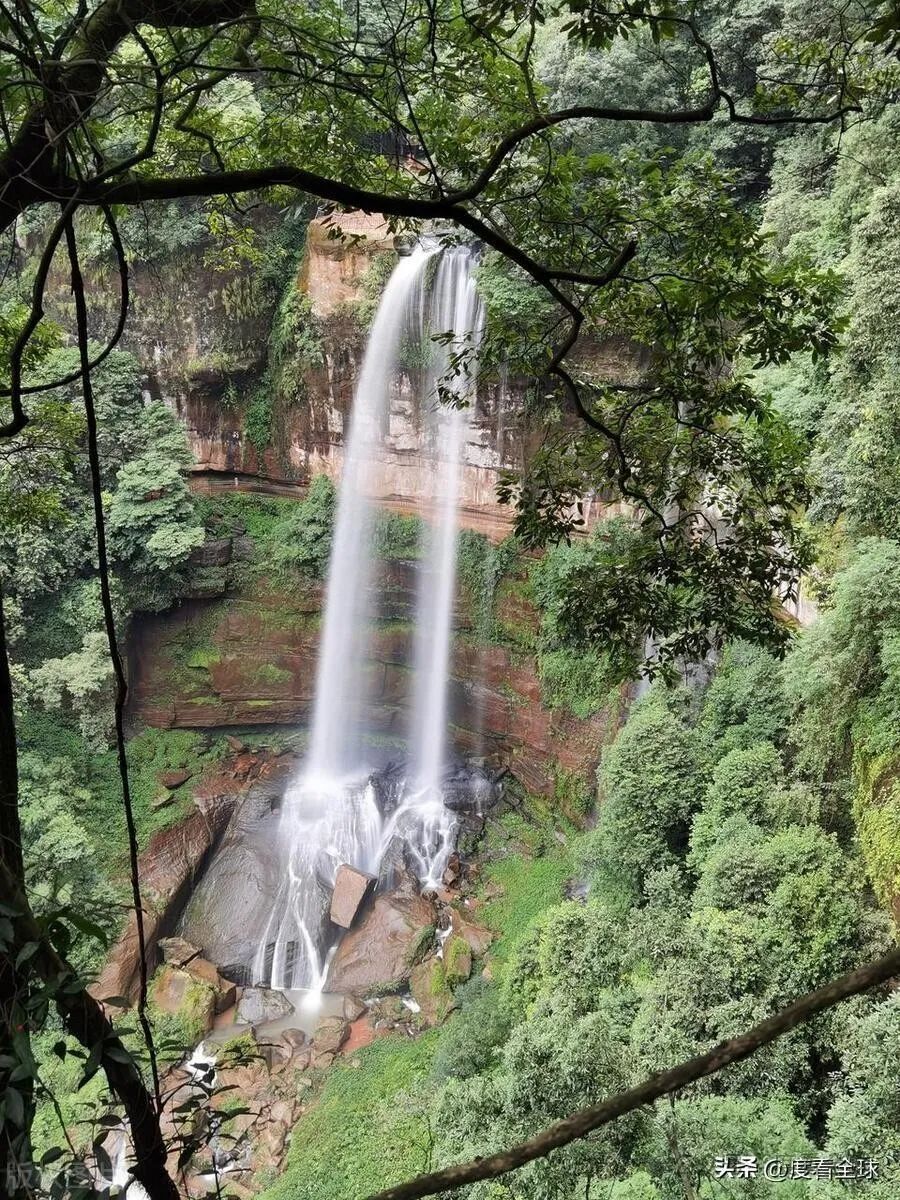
[274,473,337,577]
[584,689,706,904]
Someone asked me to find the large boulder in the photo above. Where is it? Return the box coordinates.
[189,536,233,568]
[449,909,495,958]
[313,1016,349,1055]
[311,1016,350,1069]
[236,987,295,1027]
[181,955,237,1013]
[150,965,216,1040]
[158,936,201,967]
[330,864,376,928]
[177,781,285,977]
[326,877,435,995]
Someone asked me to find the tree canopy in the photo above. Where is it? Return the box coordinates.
[2,3,900,1199]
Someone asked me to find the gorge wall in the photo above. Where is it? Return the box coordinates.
[114,210,555,540]
[129,557,628,800]
[111,208,630,808]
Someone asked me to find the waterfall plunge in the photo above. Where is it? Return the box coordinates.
[398,249,485,887]
[255,243,483,990]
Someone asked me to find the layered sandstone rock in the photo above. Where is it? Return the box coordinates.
[128,564,628,798]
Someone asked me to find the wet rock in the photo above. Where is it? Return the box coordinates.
[235,987,295,1027]
[342,995,366,1021]
[326,878,436,995]
[177,786,284,974]
[159,936,200,967]
[261,1030,308,1069]
[442,853,461,886]
[330,864,376,928]
[373,995,408,1023]
[313,1016,349,1056]
[159,768,193,790]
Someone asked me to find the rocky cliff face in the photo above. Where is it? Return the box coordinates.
[129,558,627,799]
[117,211,630,801]
[111,210,543,538]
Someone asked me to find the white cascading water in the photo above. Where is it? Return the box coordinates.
[308,244,436,777]
[388,249,485,886]
[254,242,483,991]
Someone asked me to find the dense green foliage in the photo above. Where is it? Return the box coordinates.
[3,0,900,1193]
[261,1033,441,1200]
[276,652,896,1199]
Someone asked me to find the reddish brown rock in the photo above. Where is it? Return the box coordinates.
[90,790,238,1006]
[159,768,192,789]
[313,1016,349,1056]
[151,965,216,1036]
[343,1016,376,1054]
[182,956,237,1013]
[91,910,160,1006]
[449,909,495,958]
[128,572,627,794]
[442,853,461,887]
[159,935,200,966]
[330,864,376,928]
[327,878,436,995]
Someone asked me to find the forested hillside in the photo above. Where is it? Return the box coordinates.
[1,2,899,1199]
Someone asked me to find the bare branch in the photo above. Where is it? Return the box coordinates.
[63,212,162,1109]
[366,947,900,1200]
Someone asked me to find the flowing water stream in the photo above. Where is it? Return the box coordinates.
[252,242,485,991]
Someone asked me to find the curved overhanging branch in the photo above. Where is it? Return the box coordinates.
[0,859,179,1200]
[364,946,900,1200]
[0,0,258,230]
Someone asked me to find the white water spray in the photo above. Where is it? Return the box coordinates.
[401,248,484,886]
[307,245,435,776]
[255,243,483,989]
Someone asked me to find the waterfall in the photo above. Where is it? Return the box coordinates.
[401,249,484,886]
[306,245,435,777]
[254,242,482,990]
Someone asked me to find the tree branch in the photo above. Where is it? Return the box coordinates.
[0,859,179,1200]
[365,946,900,1200]
[0,0,257,230]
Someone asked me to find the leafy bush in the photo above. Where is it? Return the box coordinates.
[430,979,512,1082]
[273,474,337,576]
[260,1034,441,1200]
[587,689,705,903]
[373,512,422,559]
